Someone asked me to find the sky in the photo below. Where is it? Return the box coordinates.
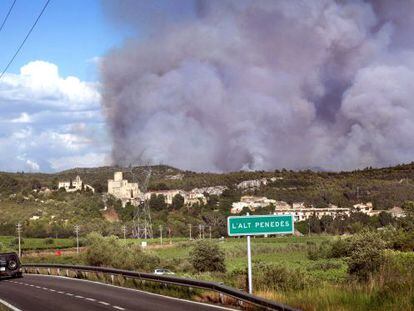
[1,0,414,173]
[0,0,127,172]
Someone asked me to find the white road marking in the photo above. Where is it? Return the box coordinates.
[29,274,236,310]
[99,301,110,306]
[3,279,120,310]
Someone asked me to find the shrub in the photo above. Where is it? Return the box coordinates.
[384,230,414,252]
[189,240,226,273]
[9,238,24,246]
[255,263,310,291]
[347,230,386,281]
[329,238,351,258]
[85,232,160,271]
[44,238,54,245]
[307,240,331,260]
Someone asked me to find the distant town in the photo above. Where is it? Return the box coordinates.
[56,172,407,222]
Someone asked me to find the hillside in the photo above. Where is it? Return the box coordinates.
[1,162,414,238]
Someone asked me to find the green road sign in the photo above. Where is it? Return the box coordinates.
[227,214,294,236]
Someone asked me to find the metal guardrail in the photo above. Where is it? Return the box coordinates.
[22,264,299,311]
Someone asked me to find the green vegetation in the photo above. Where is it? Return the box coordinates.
[189,240,226,272]
[2,163,414,238]
[85,233,160,271]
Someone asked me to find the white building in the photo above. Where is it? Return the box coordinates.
[353,202,374,214]
[231,196,276,214]
[388,206,406,218]
[144,190,186,205]
[144,189,208,206]
[237,178,268,189]
[231,196,351,220]
[108,172,141,207]
[190,186,227,196]
[275,206,351,222]
[58,176,94,193]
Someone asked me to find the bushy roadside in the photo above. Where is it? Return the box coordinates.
[307,228,414,281]
[85,232,160,271]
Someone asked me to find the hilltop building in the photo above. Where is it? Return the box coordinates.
[144,189,207,206]
[58,176,94,193]
[108,172,141,207]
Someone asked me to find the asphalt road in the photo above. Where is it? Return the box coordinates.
[0,275,235,311]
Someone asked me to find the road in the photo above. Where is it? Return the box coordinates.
[0,275,235,311]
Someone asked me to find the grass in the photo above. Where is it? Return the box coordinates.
[0,236,75,251]
[0,303,10,311]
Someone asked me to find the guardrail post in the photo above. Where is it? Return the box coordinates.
[47,268,51,275]
[65,269,69,277]
[219,293,224,304]
[57,268,60,276]
[111,274,114,284]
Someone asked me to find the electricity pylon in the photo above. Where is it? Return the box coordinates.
[130,164,153,239]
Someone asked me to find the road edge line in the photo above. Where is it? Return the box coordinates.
[0,298,22,311]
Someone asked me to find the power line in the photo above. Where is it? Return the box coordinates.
[0,0,17,33]
[0,0,51,81]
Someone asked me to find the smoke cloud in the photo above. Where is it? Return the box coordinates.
[101,0,414,172]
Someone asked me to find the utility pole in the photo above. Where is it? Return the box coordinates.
[168,227,172,245]
[74,225,80,254]
[122,225,127,242]
[189,224,192,240]
[209,226,212,240]
[159,225,163,245]
[16,223,22,257]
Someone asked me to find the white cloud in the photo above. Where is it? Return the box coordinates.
[26,159,40,172]
[0,60,100,110]
[0,60,108,172]
[50,152,108,171]
[11,112,31,123]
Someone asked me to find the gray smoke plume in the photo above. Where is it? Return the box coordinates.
[101,0,414,172]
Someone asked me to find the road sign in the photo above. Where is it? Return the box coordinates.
[227,213,295,294]
[227,214,294,236]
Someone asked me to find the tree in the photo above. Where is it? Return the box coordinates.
[171,194,184,209]
[149,194,167,211]
[347,230,386,281]
[402,201,414,217]
[189,240,226,272]
[379,211,393,227]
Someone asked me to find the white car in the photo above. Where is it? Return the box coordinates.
[153,268,175,275]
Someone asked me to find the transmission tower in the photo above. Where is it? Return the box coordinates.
[130,164,153,239]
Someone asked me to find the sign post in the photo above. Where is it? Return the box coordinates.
[227,214,294,294]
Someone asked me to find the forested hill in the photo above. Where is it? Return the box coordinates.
[2,162,414,210]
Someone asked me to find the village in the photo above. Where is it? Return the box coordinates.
[56,172,407,221]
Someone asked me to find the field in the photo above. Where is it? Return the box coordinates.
[0,236,75,251]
